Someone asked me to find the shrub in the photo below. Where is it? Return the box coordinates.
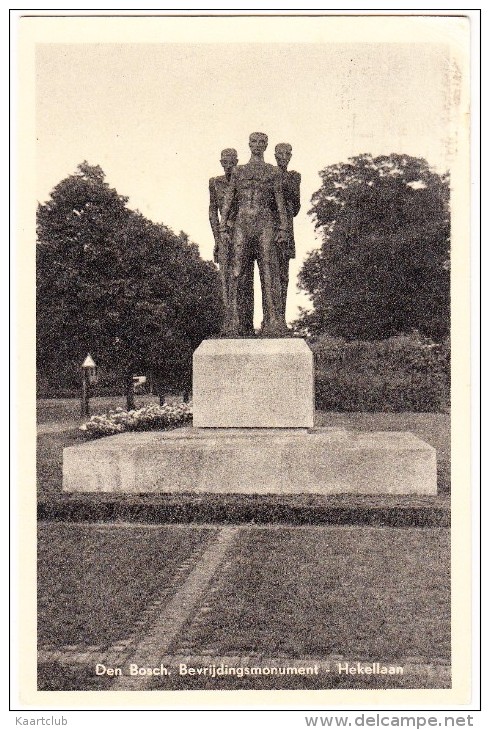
[311,332,449,412]
[80,401,192,438]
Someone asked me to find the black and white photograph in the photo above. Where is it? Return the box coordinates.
[14,11,473,709]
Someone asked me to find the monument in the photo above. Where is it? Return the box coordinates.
[218,132,289,337]
[195,132,313,428]
[208,148,254,336]
[274,142,301,320]
[62,132,437,496]
[209,135,301,336]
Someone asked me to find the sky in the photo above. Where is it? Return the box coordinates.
[35,33,458,325]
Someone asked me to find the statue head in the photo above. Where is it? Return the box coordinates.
[220,148,238,174]
[249,132,268,156]
[275,143,292,170]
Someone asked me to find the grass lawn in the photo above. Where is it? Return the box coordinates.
[37,523,450,691]
[37,524,215,647]
[171,525,450,662]
[37,664,116,692]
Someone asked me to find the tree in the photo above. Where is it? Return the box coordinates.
[295,154,450,342]
[37,162,222,406]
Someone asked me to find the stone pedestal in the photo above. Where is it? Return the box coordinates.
[62,428,437,495]
[192,338,314,428]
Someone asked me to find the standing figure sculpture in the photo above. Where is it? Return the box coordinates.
[208,148,254,335]
[274,143,301,320]
[219,132,289,337]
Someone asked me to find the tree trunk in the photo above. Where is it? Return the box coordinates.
[125,372,135,411]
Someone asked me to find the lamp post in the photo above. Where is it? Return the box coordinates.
[81,353,97,417]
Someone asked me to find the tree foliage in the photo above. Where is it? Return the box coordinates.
[295,154,450,341]
[37,162,222,398]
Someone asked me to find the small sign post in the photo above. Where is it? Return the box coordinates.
[81,354,97,417]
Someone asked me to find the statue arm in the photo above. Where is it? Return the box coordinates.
[273,170,289,233]
[208,178,220,243]
[288,171,301,217]
[219,171,236,234]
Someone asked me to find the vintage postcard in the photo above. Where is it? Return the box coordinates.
[15,11,473,711]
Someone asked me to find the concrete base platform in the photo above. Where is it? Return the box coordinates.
[63,428,437,496]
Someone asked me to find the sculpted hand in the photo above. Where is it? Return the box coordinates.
[275,228,288,245]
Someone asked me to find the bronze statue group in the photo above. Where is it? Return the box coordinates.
[209,132,301,337]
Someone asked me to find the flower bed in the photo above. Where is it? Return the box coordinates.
[80,402,192,438]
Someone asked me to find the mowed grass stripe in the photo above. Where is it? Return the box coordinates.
[174,526,450,661]
[112,527,240,690]
[37,524,217,647]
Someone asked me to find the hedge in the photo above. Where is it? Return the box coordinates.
[311,332,449,413]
